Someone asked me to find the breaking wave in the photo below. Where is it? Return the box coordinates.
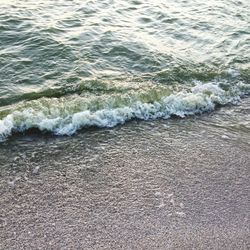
[0,80,249,141]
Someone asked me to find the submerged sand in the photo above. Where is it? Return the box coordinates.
[0,99,249,249]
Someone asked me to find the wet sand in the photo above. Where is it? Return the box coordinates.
[0,99,250,249]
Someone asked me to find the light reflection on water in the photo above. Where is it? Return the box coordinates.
[0,0,249,140]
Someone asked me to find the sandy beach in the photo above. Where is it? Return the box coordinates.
[0,99,249,249]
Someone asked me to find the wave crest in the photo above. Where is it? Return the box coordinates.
[1,80,249,141]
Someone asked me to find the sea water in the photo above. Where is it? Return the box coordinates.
[0,0,249,140]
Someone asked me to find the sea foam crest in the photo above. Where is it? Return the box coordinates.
[0,82,248,141]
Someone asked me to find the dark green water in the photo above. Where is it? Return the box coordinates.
[0,0,250,140]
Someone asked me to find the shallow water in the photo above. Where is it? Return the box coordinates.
[0,98,249,249]
[0,0,250,140]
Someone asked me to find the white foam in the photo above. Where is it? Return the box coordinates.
[227,68,240,77]
[0,115,14,140]
[0,82,248,141]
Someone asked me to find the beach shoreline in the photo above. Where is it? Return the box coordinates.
[0,99,249,249]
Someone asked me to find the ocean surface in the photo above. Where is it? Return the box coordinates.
[0,0,250,140]
[1,2,250,248]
